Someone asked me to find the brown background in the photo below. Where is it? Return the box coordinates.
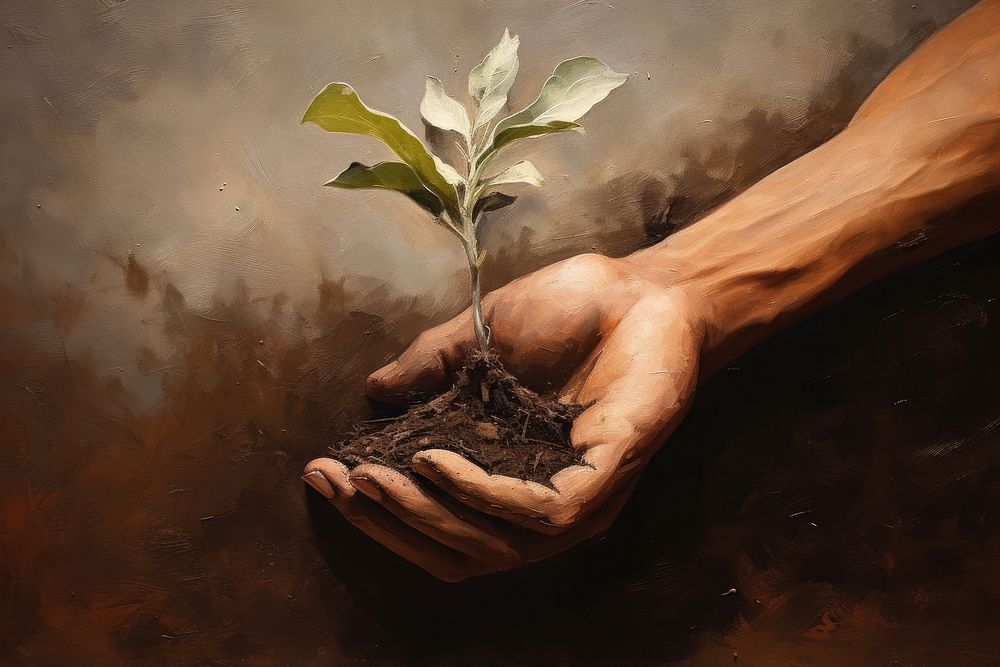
[3,0,999,664]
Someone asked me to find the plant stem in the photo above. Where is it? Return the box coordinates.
[463,235,490,353]
[459,131,493,355]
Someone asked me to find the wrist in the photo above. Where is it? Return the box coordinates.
[622,129,925,370]
[621,98,1000,371]
[620,223,774,372]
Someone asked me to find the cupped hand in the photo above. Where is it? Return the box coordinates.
[304,253,706,581]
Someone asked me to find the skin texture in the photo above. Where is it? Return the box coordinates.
[305,0,1000,581]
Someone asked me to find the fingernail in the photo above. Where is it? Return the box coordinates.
[367,362,398,387]
[349,474,382,501]
[302,470,335,499]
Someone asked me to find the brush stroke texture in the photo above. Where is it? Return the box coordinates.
[2,0,997,664]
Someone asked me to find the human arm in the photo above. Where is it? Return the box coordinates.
[305,0,1000,581]
[645,0,1000,372]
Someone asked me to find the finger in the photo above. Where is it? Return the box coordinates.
[413,449,571,533]
[414,294,701,532]
[303,459,493,582]
[366,309,476,404]
[348,463,521,567]
[304,458,354,498]
[411,449,643,540]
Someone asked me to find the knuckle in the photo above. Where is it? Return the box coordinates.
[634,289,679,315]
[409,330,435,353]
[562,252,613,277]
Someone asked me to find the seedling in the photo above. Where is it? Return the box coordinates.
[302,29,627,353]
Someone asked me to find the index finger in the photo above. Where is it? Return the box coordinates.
[366,308,474,404]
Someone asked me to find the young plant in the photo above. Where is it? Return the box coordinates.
[302,29,627,354]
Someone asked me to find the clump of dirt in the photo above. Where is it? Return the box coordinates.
[333,352,584,484]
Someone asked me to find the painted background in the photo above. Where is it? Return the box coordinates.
[3,0,999,663]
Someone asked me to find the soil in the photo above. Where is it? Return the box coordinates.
[333,352,585,484]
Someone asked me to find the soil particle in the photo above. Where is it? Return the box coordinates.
[332,352,584,484]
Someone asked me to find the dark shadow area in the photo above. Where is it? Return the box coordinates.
[308,229,1000,664]
[2,1,992,662]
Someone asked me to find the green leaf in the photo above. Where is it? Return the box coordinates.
[468,28,519,129]
[420,76,470,142]
[480,122,582,164]
[324,161,443,216]
[481,57,627,161]
[302,82,458,214]
[483,160,544,191]
[473,192,516,219]
[432,155,465,187]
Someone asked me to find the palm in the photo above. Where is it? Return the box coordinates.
[305,254,704,581]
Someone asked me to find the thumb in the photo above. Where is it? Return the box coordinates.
[562,294,702,491]
[366,308,475,404]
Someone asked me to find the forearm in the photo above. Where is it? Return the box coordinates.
[628,0,1000,372]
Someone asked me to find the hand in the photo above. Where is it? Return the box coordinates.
[304,253,706,581]
[303,0,1000,581]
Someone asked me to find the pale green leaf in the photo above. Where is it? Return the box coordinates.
[468,28,519,128]
[481,57,627,161]
[479,122,582,165]
[420,76,470,141]
[324,161,443,216]
[483,160,544,191]
[499,57,628,128]
[302,82,458,214]
[432,155,466,187]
